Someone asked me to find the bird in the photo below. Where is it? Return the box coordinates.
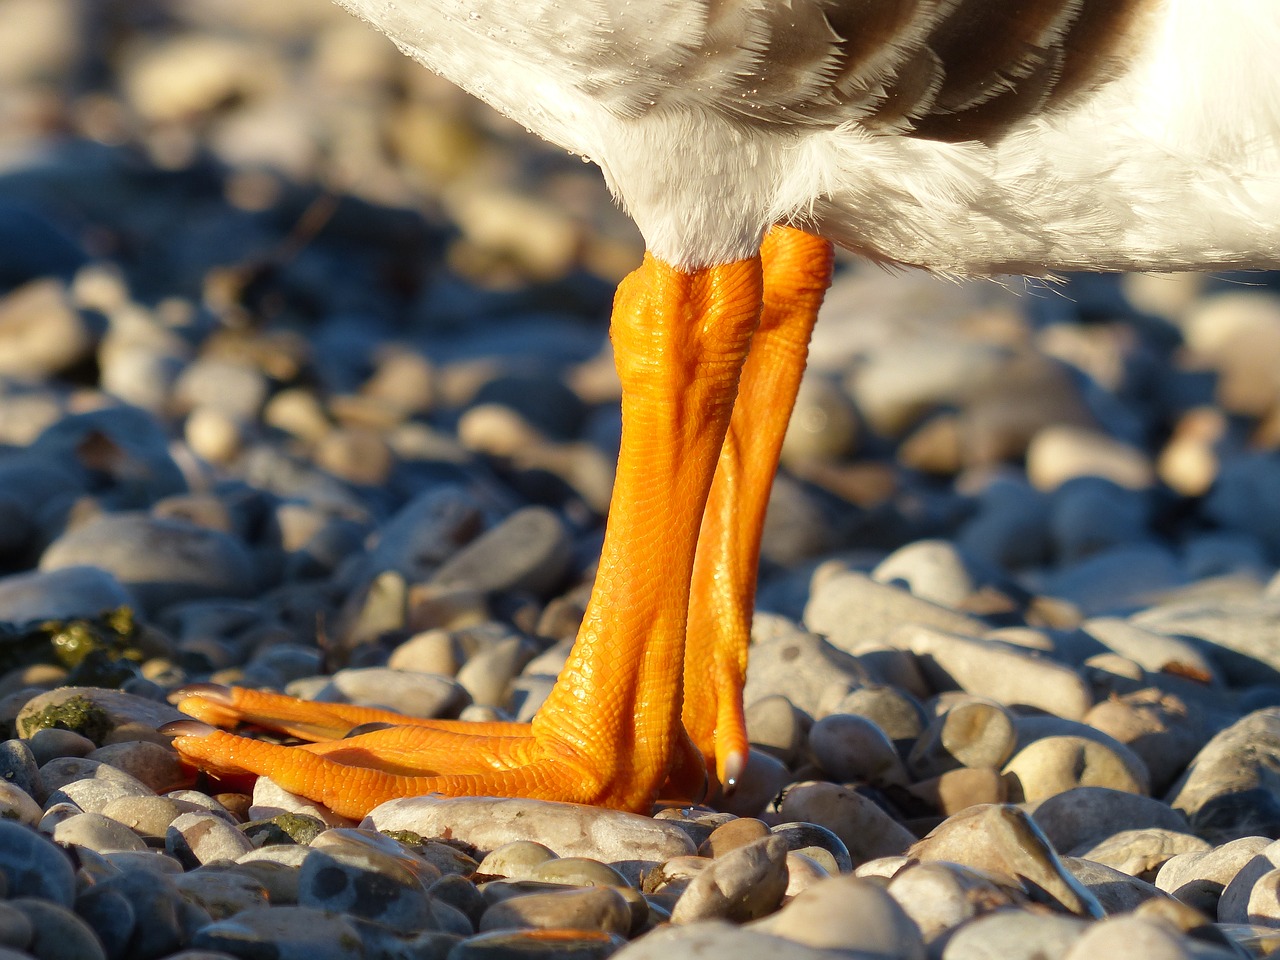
[170,0,1280,819]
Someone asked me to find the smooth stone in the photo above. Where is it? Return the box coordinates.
[1002,735,1149,803]
[71,884,134,960]
[1076,829,1211,880]
[478,840,558,879]
[531,857,631,890]
[192,905,366,960]
[429,506,571,598]
[1026,425,1155,492]
[871,539,977,608]
[311,666,469,718]
[1081,618,1218,681]
[0,566,131,624]
[700,818,770,859]
[956,475,1052,569]
[769,822,853,874]
[741,631,870,716]
[803,570,988,656]
[1061,857,1168,914]
[1156,836,1273,917]
[808,712,909,787]
[0,782,41,826]
[360,487,483,586]
[1048,477,1152,564]
[670,836,788,923]
[1059,915,1194,960]
[456,635,539,708]
[1133,598,1280,685]
[0,278,96,377]
[175,869,271,920]
[610,920,853,960]
[27,727,96,766]
[1166,708,1280,842]
[775,782,915,866]
[1205,453,1280,556]
[365,797,697,868]
[1039,544,1187,618]
[0,740,40,797]
[743,695,807,765]
[314,426,395,486]
[249,777,356,827]
[51,811,148,854]
[81,868,187,958]
[232,858,304,906]
[885,861,1017,942]
[780,374,859,464]
[893,625,1093,720]
[173,358,270,420]
[1082,691,1206,796]
[754,874,925,957]
[0,820,75,906]
[40,513,255,613]
[907,697,1017,779]
[38,755,154,805]
[906,766,1007,816]
[784,851,831,897]
[479,886,631,935]
[88,740,187,794]
[910,804,1103,918]
[7,898,106,960]
[452,928,623,959]
[834,685,925,742]
[939,910,1089,960]
[298,842,435,934]
[1215,839,1280,923]
[1031,787,1190,854]
[166,811,256,866]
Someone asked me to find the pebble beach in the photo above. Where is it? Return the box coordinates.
[4,2,1280,959]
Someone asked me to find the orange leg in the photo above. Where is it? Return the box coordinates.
[172,251,766,818]
[682,227,834,790]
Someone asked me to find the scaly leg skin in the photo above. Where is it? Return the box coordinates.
[682,226,834,790]
[171,251,766,819]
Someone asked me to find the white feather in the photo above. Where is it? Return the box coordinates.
[333,0,1280,273]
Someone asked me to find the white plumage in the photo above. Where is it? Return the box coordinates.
[336,0,1280,272]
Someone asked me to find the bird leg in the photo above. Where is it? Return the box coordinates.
[171,249,766,818]
[682,226,834,790]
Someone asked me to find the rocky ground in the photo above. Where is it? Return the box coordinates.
[2,2,1280,959]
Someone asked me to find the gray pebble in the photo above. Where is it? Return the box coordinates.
[803,570,988,655]
[886,860,1016,942]
[17,686,185,748]
[0,739,40,797]
[52,811,149,854]
[770,821,853,874]
[27,728,95,766]
[0,783,41,826]
[895,625,1093,720]
[298,841,435,933]
[0,820,75,906]
[939,909,1088,960]
[742,631,869,716]
[175,869,270,920]
[7,897,106,960]
[1061,857,1168,914]
[429,505,571,597]
[1155,835,1272,917]
[1031,786,1190,854]
[311,666,469,718]
[0,566,131,626]
[610,919,857,960]
[808,713,908,787]
[1060,915,1194,960]
[1075,828,1210,880]
[193,905,366,960]
[907,697,1017,779]
[453,928,623,959]
[166,811,256,866]
[871,539,977,607]
[1003,735,1149,802]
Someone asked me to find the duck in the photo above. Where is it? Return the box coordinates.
[170,0,1280,819]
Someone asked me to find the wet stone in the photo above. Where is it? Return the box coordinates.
[775,783,914,866]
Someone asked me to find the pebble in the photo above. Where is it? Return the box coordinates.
[365,796,697,866]
[40,513,256,614]
[1,12,1279,960]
